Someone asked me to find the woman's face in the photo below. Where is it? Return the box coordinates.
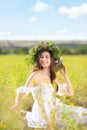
[39,51,51,68]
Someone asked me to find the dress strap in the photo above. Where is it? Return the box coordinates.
[16,86,34,95]
[24,72,36,87]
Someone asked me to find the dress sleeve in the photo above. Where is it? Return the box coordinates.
[16,86,33,95]
[56,83,67,96]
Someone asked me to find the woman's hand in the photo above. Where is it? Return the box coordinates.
[10,93,26,112]
[60,63,67,77]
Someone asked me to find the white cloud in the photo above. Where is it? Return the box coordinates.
[29,0,53,12]
[58,3,87,18]
[29,17,36,22]
[0,31,11,36]
[0,32,87,40]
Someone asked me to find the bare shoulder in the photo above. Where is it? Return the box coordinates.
[24,71,39,87]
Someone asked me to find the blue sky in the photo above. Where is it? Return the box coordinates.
[0,0,87,40]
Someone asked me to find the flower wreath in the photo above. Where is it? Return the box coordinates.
[25,41,63,70]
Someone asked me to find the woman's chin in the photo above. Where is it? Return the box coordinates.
[42,65,50,68]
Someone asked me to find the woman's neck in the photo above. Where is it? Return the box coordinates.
[41,68,50,76]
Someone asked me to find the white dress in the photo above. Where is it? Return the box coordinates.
[16,83,87,128]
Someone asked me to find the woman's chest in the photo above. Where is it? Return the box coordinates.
[36,75,51,85]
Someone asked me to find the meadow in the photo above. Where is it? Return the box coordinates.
[0,55,87,130]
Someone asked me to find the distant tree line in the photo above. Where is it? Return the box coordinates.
[0,47,29,55]
[59,45,87,55]
[0,44,87,55]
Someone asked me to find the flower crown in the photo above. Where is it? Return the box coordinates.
[25,41,63,70]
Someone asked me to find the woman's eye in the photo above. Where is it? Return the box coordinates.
[40,55,43,58]
[40,55,50,59]
[46,56,49,58]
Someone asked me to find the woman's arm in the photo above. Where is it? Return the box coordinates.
[60,63,74,96]
[10,93,26,112]
[11,72,36,112]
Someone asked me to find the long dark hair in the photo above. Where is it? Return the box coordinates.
[32,49,56,83]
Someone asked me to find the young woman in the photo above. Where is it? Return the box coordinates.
[11,41,87,129]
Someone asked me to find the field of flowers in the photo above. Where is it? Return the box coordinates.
[0,55,87,130]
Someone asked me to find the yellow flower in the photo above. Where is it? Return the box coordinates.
[42,114,47,119]
[50,118,55,125]
[1,124,7,129]
[31,79,36,85]
[45,79,49,83]
[52,81,57,88]
[69,102,78,107]
[69,102,75,106]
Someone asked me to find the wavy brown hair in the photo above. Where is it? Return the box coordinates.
[32,49,56,83]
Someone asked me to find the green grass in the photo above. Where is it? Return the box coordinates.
[0,55,87,130]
